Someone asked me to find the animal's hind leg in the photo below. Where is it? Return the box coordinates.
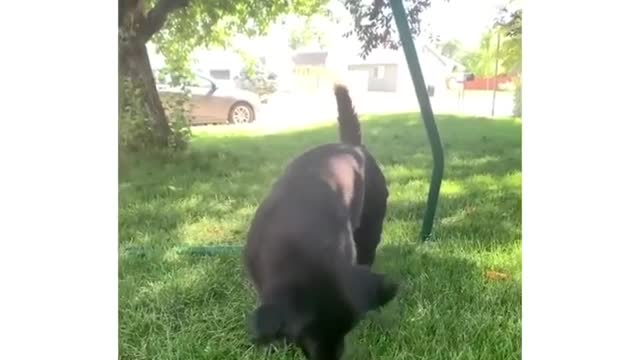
[353,210,385,267]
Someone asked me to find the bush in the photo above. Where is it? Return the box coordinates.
[163,91,192,151]
[119,77,192,153]
[234,64,278,100]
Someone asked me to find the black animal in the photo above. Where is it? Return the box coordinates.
[244,85,395,359]
[333,85,389,267]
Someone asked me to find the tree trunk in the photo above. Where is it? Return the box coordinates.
[119,0,172,148]
[121,40,171,147]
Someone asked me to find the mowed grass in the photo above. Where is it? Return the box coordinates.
[119,113,522,359]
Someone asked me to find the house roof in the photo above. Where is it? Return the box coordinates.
[292,51,329,66]
[346,46,462,71]
[346,49,401,65]
[423,46,449,67]
[424,46,466,71]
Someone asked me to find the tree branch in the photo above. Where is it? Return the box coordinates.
[141,0,190,42]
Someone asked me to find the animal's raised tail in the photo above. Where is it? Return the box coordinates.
[333,84,362,146]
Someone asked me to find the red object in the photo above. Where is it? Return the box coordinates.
[463,75,514,90]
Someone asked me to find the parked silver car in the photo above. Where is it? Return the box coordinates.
[157,72,261,125]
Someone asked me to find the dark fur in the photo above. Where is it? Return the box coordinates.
[334,85,389,266]
[244,85,394,359]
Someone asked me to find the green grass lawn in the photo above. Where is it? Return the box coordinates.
[119,113,522,359]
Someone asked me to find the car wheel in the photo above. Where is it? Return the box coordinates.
[228,102,255,124]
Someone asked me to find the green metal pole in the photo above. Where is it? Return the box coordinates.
[390,0,445,241]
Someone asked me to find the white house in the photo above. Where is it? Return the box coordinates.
[344,46,459,95]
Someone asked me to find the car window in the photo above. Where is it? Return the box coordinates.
[189,76,213,88]
[154,70,216,89]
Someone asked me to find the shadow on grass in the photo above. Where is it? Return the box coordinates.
[120,113,520,246]
[119,112,522,359]
[356,242,521,359]
[120,242,520,359]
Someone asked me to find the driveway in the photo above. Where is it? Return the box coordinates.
[256,89,514,126]
[193,89,516,134]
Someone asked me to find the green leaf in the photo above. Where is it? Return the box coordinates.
[146,0,328,79]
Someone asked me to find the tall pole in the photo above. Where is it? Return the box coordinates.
[491,31,501,117]
[390,0,445,241]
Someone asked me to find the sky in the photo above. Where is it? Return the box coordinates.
[149,0,512,68]
[425,0,510,48]
[251,0,510,57]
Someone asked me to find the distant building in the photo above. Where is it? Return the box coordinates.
[345,46,456,94]
[290,50,334,92]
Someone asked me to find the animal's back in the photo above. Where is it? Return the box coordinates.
[245,143,365,293]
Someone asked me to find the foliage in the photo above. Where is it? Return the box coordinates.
[499,6,522,37]
[119,0,328,151]
[163,92,193,150]
[498,35,522,75]
[342,0,439,58]
[460,30,503,77]
[234,63,279,99]
[513,79,522,117]
[496,3,522,115]
[287,14,330,50]
[458,5,521,78]
[119,77,191,153]
[149,0,329,78]
[495,5,522,75]
[437,39,465,62]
